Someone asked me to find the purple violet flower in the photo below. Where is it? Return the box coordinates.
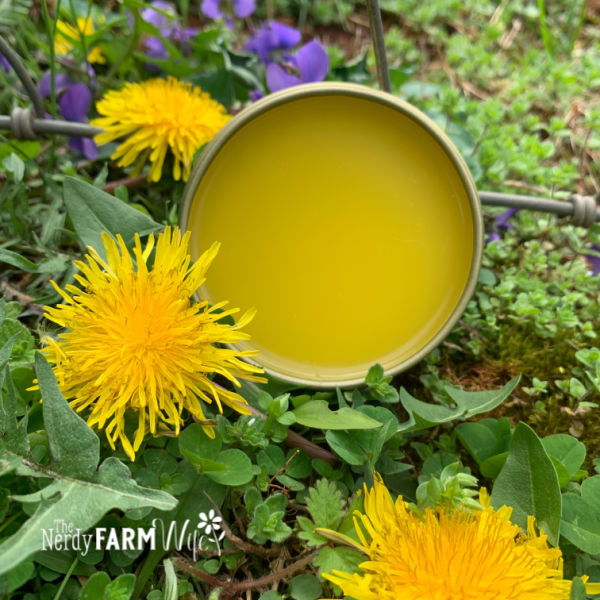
[249,88,264,102]
[486,232,502,245]
[585,243,600,275]
[266,40,329,93]
[141,1,177,33]
[39,72,74,98]
[39,73,98,160]
[201,0,255,20]
[494,208,518,230]
[246,21,301,63]
[0,52,10,72]
[140,1,198,68]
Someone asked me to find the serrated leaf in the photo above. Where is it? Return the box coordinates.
[313,546,363,579]
[104,573,136,600]
[292,401,382,430]
[36,353,99,479]
[63,177,161,257]
[306,479,345,529]
[491,423,561,545]
[0,456,177,575]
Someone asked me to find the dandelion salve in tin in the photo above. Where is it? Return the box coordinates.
[181,83,482,387]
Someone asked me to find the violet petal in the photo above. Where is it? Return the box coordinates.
[296,40,329,83]
[141,1,175,31]
[39,72,73,98]
[233,0,255,17]
[249,88,264,102]
[486,232,502,245]
[69,136,99,160]
[59,83,91,122]
[201,0,223,19]
[269,21,301,49]
[144,36,169,60]
[494,208,519,229]
[266,62,301,92]
[0,53,10,72]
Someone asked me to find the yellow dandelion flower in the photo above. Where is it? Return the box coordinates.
[40,227,264,461]
[91,77,231,182]
[320,475,600,600]
[55,17,105,64]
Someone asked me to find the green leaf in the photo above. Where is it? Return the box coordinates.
[5,560,34,593]
[104,573,136,600]
[570,576,586,600]
[313,546,363,580]
[298,479,345,546]
[292,401,382,430]
[80,571,110,599]
[179,423,223,470]
[36,353,100,479]
[1,365,29,455]
[491,423,561,545]
[63,177,161,256]
[289,574,322,600]
[3,153,25,182]
[247,493,291,544]
[307,479,345,529]
[204,449,254,486]
[0,249,39,272]
[542,434,586,478]
[398,376,520,432]
[560,475,600,554]
[0,456,177,575]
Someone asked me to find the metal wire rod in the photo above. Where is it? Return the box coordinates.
[0,35,45,117]
[0,110,101,139]
[479,190,599,226]
[365,0,391,93]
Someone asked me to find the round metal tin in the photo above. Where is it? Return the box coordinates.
[180,82,483,388]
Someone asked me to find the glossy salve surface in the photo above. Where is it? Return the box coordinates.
[184,87,479,385]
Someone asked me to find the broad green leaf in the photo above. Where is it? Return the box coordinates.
[80,572,110,600]
[0,456,177,575]
[104,573,136,600]
[542,434,586,478]
[179,424,228,473]
[491,423,561,545]
[561,494,600,554]
[398,376,520,432]
[289,574,322,600]
[561,475,600,554]
[5,560,34,593]
[36,353,100,479]
[63,177,161,256]
[570,577,586,600]
[292,401,382,430]
[205,449,253,486]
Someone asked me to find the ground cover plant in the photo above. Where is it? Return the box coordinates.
[1,0,600,598]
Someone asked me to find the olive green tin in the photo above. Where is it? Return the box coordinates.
[180,82,483,388]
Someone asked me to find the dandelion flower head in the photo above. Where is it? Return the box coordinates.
[322,475,600,600]
[41,227,264,460]
[91,77,231,182]
[55,17,105,64]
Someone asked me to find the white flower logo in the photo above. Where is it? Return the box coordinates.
[197,509,225,541]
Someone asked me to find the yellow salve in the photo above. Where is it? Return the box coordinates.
[186,89,477,385]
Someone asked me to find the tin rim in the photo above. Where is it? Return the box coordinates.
[180,82,483,388]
